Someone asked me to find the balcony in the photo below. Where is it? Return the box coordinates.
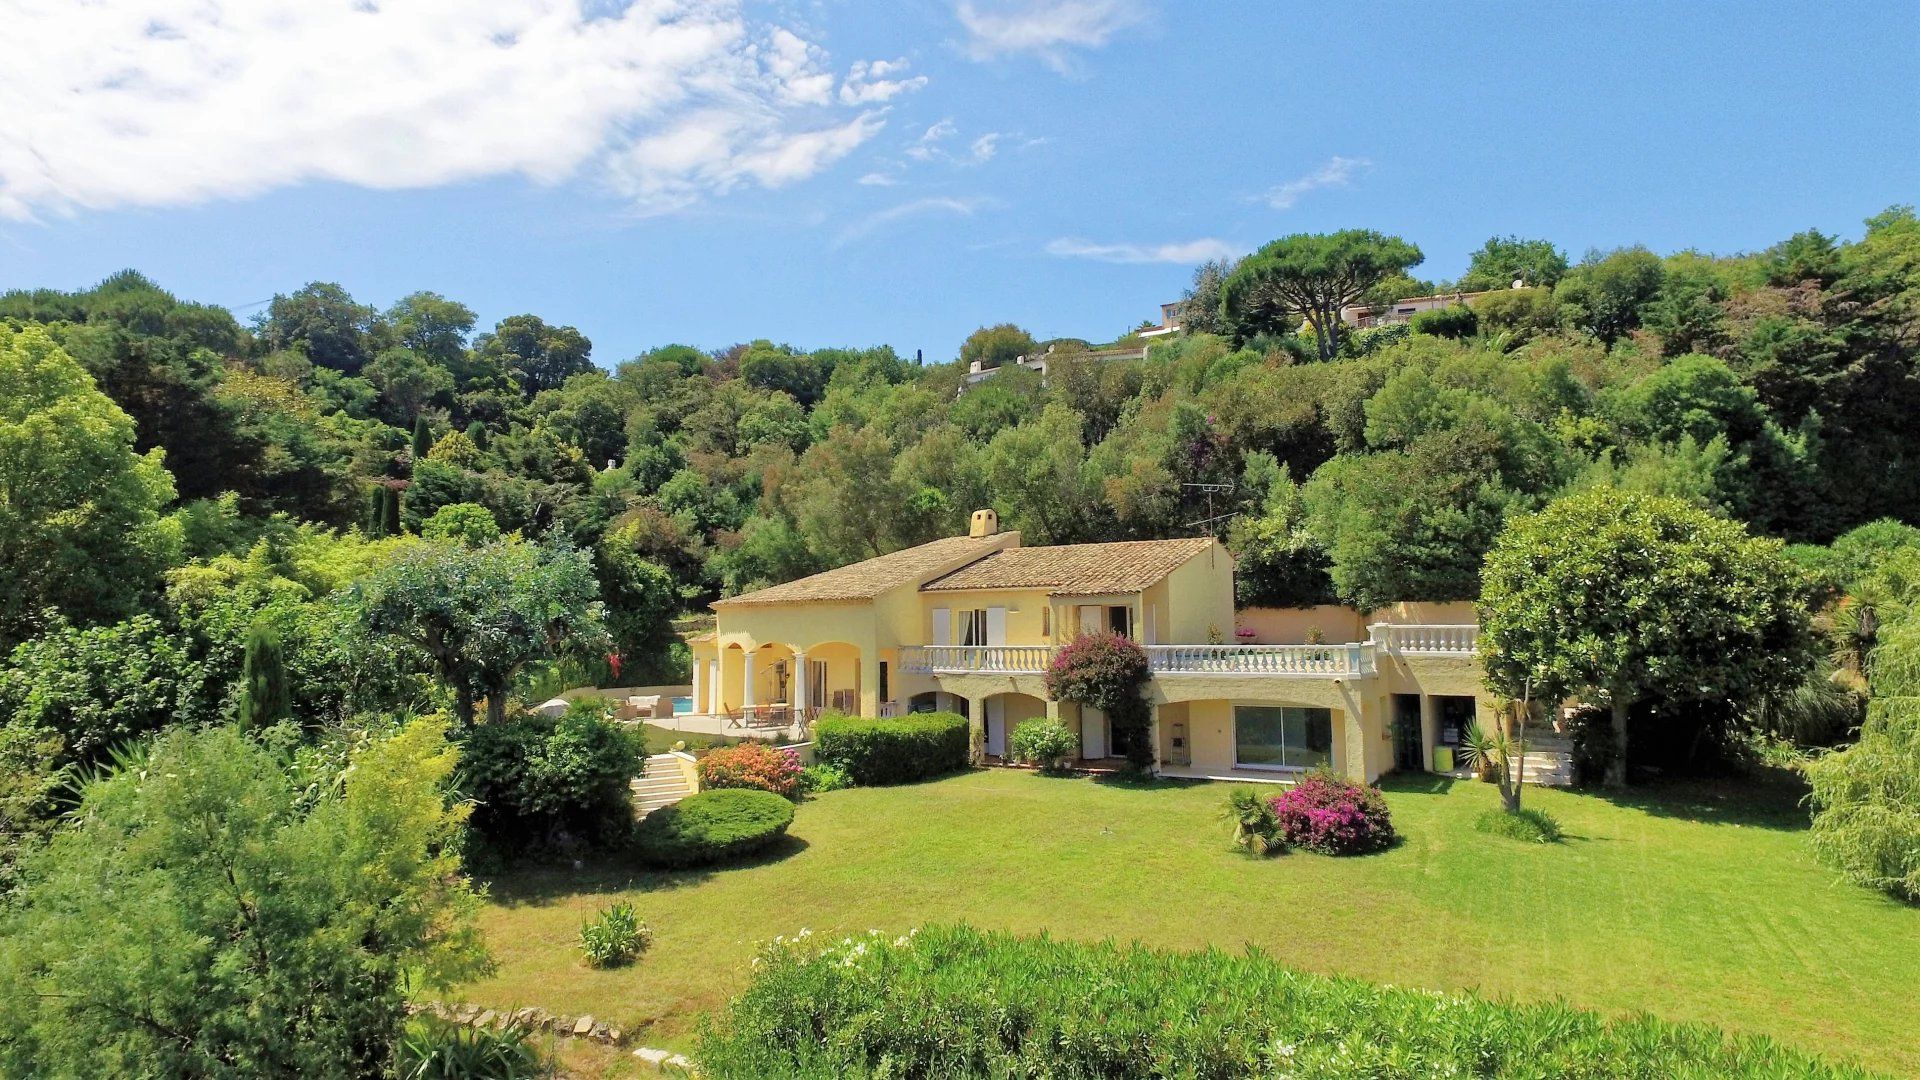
[898,645,1056,675]
[1146,643,1373,677]
[1367,623,1478,654]
[900,642,1378,678]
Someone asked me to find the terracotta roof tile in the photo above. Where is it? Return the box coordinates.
[713,534,1009,606]
[920,537,1214,596]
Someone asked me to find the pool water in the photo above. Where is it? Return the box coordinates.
[671,696,693,715]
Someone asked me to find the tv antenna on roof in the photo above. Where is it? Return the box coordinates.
[1181,481,1237,535]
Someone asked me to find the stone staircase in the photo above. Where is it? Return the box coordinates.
[1512,726,1576,787]
[630,753,696,818]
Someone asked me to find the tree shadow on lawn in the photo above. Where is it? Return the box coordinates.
[1376,773,1460,797]
[1089,771,1210,792]
[1578,769,1813,832]
[478,834,813,908]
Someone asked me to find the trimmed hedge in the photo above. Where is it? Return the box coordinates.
[812,712,968,786]
[696,925,1875,1079]
[633,789,794,869]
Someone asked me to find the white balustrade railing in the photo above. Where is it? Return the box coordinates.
[1367,623,1478,654]
[898,628,1476,678]
[1146,643,1372,677]
[897,646,1056,675]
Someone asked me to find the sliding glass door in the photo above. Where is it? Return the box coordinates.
[1233,705,1334,770]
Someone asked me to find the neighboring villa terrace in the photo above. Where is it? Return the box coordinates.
[688,509,1491,784]
[962,341,1150,387]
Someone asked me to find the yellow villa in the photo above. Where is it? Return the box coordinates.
[688,509,1493,783]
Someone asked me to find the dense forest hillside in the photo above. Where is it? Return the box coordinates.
[1,209,1916,723]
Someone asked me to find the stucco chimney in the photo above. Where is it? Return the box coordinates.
[968,508,1000,537]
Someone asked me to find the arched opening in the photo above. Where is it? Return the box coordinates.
[799,641,862,719]
[980,692,1047,760]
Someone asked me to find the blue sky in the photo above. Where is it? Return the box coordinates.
[3,1,1916,365]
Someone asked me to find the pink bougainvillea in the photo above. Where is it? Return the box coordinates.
[1268,770,1395,855]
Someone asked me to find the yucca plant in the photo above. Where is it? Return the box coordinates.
[579,900,651,969]
[395,1018,550,1080]
[1457,721,1509,782]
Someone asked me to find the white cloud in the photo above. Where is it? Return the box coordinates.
[1262,156,1370,210]
[956,0,1146,73]
[0,0,923,220]
[834,195,992,248]
[901,119,1001,167]
[858,172,901,186]
[840,59,929,105]
[1045,236,1242,265]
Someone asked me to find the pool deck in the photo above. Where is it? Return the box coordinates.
[632,711,808,744]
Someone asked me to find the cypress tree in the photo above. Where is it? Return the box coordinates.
[381,487,401,537]
[236,621,292,729]
[411,415,434,462]
[464,420,489,453]
[365,486,387,536]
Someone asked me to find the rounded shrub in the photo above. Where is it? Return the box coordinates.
[698,742,802,799]
[634,788,795,869]
[459,703,641,852]
[1008,718,1077,774]
[798,761,852,794]
[1409,302,1478,339]
[812,712,969,786]
[1268,769,1395,855]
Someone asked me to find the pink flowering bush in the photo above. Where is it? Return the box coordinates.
[1268,769,1395,855]
[698,743,803,800]
[1045,632,1152,767]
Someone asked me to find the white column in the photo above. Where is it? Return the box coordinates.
[690,657,704,715]
[706,660,720,714]
[792,649,808,719]
[742,650,757,710]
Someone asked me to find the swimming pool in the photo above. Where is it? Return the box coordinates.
[670,696,693,715]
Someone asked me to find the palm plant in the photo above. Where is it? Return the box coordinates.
[1461,681,1535,813]
[1222,789,1283,856]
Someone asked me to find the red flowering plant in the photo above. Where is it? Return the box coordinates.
[1268,769,1395,855]
[1044,632,1152,768]
[698,742,803,800]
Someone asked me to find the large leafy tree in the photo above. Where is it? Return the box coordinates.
[0,326,177,646]
[958,323,1037,371]
[0,720,488,1078]
[1456,235,1571,292]
[260,282,380,374]
[1553,247,1665,344]
[598,519,684,679]
[1479,489,1814,787]
[385,291,476,370]
[1221,230,1424,361]
[343,537,606,725]
[475,314,593,398]
[1174,258,1235,336]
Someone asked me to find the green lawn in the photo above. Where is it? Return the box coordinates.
[460,769,1920,1076]
[631,722,738,756]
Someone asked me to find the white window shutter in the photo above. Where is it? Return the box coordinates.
[931,607,950,646]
